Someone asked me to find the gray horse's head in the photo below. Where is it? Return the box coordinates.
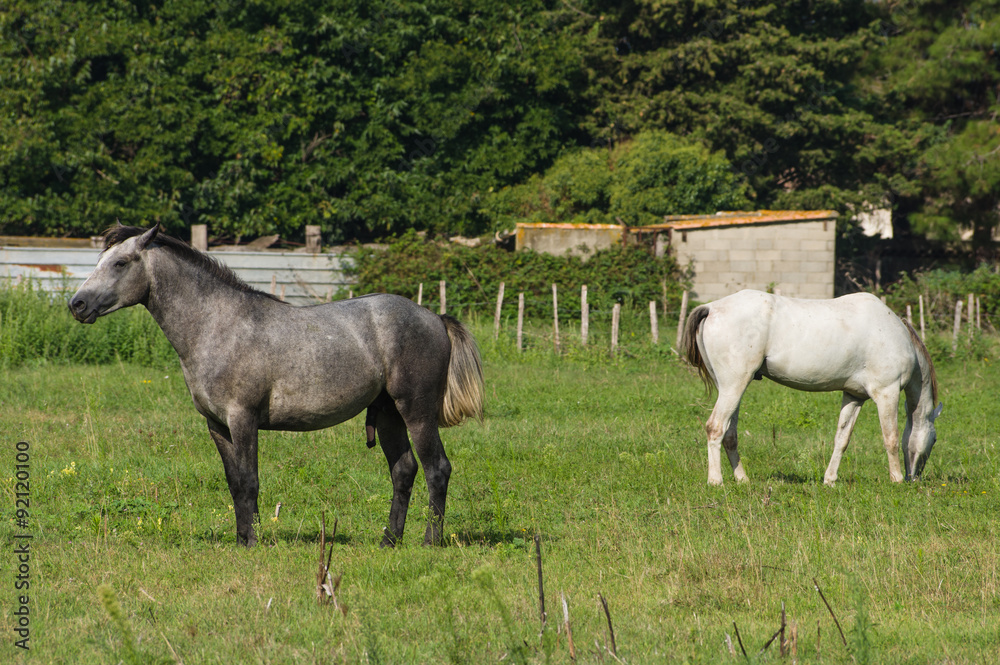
[907,401,943,480]
[69,225,159,324]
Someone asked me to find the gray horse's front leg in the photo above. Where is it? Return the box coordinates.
[207,417,260,546]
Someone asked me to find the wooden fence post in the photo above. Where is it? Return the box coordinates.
[552,284,560,354]
[305,225,321,253]
[919,294,926,341]
[675,290,689,350]
[191,224,208,251]
[493,282,505,341]
[968,293,975,338]
[952,300,963,353]
[581,285,589,346]
[649,301,659,345]
[517,293,525,352]
[611,303,621,356]
[906,304,913,327]
[439,280,446,315]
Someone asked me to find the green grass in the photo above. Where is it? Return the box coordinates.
[3,317,1000,663]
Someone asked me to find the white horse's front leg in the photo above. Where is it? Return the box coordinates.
[873,389,905,483]
[824,393,864,486]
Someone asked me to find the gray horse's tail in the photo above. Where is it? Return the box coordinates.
[680,304,715,393]
[439,315,485,427]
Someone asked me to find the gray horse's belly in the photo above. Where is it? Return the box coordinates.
[264,378,383,431]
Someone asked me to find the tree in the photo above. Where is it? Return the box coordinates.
[864,0,1000,257]
[483,130,752,229]
[577,0,895,214]
[0,0,595,241]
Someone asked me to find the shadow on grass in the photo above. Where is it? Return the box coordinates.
[450,528,557,548]
[764,471,816,484]
[191,526,357,547]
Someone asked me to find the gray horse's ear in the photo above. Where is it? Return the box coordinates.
[138,225,159,250]
[932,402,943,420]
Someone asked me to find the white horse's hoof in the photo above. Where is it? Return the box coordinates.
[708,477,723,486]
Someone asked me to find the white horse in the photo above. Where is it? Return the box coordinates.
[681,290,942,485]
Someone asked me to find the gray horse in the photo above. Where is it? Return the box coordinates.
[69,225,484,547]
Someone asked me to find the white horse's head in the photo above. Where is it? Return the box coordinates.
[68,225,159,324]
[907,401,943,480]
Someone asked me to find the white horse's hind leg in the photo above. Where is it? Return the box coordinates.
[722,405,748,482]
[706,389,748,485]
[873,389,905,483]
[824,393,864,486]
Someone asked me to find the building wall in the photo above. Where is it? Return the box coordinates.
[515,223,623,258]
[670,220,835,301]
[0,246,354,305]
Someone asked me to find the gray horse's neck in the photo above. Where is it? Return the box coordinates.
[143,248,280,362]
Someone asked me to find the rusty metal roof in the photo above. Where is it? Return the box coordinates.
[514,222,623,230]
[644,210,839,231]
[514,211,839,235]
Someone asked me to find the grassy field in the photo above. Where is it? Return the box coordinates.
[2,316,1000,664]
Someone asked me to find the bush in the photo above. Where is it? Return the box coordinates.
[0,282,176,368]
[482,130,754,230]
[348,231,687,321]
[883,265,1000,333]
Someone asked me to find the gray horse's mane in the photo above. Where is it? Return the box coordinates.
[103,226,280,301]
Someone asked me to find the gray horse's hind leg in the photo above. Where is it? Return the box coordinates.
[375,405,418,547]
[207,416,260,546]
[410,422,451,545]
[396,402,451,545]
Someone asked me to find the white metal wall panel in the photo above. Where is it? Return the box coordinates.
[0,246,355,305]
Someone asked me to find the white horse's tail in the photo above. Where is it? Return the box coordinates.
[439,315,485,427]
[681,304,715,392]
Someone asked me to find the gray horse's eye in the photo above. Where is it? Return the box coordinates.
[114,259,127,268]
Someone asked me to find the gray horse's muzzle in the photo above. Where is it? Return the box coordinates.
[68,294,101,324]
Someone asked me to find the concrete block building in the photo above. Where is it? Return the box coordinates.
[516,210,839,302]
[655,210,838,301]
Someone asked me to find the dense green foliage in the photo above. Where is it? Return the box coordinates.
[0,0,592,241]
[485,130,753,229]
[861,0,1000,253]
[0,282,175,368]
[2,1,996,247]
[349,230,685,320]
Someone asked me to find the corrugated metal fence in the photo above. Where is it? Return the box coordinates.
[0,246,355,305]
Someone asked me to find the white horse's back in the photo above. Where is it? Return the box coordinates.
[699,290,917,397]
